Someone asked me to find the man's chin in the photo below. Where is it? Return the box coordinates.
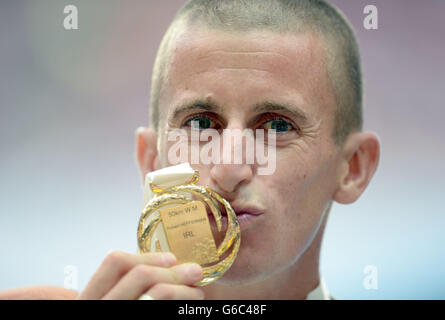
[210,248,272,286]
[215,266,263,286]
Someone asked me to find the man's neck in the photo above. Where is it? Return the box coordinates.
[202,215,327,300]
[203,259,320,300]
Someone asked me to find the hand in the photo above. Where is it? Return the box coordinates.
[77,250,204,300]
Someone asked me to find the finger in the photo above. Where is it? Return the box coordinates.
[102,262,203,300]
[78,250,177,300]
[145,283,205,300]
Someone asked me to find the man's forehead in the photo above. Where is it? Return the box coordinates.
[164,28,331,90]
[169,28,326,72]
[157,27,335,126]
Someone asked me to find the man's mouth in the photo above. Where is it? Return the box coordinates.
[206,203,264,231]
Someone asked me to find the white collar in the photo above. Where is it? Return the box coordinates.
[306,278,331,300]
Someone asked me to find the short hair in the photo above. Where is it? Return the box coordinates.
[150,0,363,144]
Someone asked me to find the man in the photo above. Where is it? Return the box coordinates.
[0,0,379,300]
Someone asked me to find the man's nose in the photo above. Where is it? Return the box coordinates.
[209,125,253,193]
[210,163,253,194]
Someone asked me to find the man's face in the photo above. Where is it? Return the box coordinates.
[155,28,343,284]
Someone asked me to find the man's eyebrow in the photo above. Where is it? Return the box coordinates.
[252,101,308,123]
[169,99,308,124]
[169,99,222,120]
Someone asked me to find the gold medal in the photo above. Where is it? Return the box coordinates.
[137,164,241,286]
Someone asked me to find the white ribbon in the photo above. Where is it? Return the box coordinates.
[141,163,196,253]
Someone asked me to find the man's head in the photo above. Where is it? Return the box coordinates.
[136,0,379,286]
[150,0,363,145]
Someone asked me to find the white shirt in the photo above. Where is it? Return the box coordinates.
[306,278,331,300]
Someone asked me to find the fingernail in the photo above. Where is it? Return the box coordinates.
[178,263,202,279]
[186,263,203,278]
[162,252,177,265]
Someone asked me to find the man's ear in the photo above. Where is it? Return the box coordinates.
[135,127,161,185]
[333,132,380,204]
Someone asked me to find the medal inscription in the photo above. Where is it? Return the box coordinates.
[160,201,219,265]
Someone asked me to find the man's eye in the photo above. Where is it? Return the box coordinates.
[262,119,294,132]
[184,116,216,130]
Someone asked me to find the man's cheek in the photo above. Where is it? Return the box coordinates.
[271,163,309,196]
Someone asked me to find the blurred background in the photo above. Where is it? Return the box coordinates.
[0,0,444,299]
